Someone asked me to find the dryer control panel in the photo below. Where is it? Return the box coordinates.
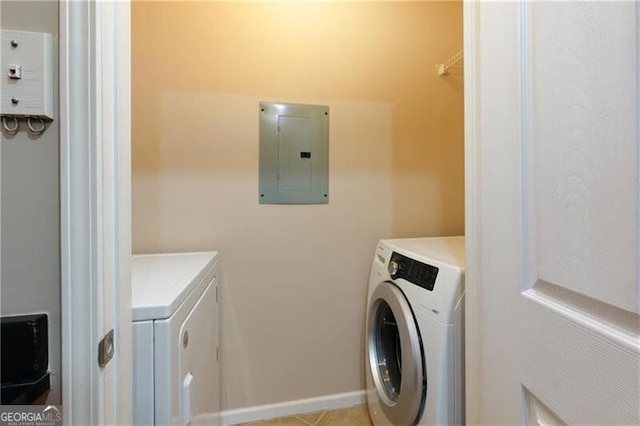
[388,252,439,291]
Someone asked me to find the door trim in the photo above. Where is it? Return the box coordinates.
[462,1,482,424]
[60,1,132,424]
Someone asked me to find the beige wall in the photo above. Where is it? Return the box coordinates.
[132,1,463,410]
[0,1,60,404]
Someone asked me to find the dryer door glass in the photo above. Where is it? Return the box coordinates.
[367,282,425,426]
[374,301,402,401]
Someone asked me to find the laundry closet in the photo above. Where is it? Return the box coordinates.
[131,1,464,422]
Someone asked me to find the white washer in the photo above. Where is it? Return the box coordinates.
[365,237,464,426]
[132,251,221,426]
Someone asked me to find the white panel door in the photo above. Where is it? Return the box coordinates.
[465,2,640,424]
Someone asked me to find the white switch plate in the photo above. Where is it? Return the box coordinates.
[1,30,54,119]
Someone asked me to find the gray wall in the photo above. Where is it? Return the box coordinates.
[1,1,60,404]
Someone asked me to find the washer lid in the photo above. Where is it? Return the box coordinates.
[131,251,217,322]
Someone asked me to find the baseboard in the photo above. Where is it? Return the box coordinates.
[220,390,366,426]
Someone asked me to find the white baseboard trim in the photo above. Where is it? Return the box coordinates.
[220,390,367,426]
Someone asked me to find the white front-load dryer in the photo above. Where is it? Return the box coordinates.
[132,251,221,426]
[365,237,464,426]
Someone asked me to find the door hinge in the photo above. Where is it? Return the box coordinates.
[98,329,114,368]
[216,286,218,303]
[216,346,219,363]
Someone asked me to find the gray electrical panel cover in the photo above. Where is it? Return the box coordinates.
[259,102,329,204]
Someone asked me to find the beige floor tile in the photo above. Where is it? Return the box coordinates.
[234,405,372,426]
[316,405,372,426]
[294,410,326,425]
[237,416,308,426]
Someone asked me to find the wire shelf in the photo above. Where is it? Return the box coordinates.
[437,49,464,76]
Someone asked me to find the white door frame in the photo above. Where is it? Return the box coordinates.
[59,1,132,424]
[462,1,482,423]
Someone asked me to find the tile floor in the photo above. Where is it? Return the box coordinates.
[234,404,373,426]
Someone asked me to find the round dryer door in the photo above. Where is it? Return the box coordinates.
[367,282,425,426]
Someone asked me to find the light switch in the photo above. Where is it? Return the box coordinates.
[8,64,22,80]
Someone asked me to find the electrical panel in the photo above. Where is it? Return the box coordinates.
[259,102,329,204]
[1,30,54,119]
